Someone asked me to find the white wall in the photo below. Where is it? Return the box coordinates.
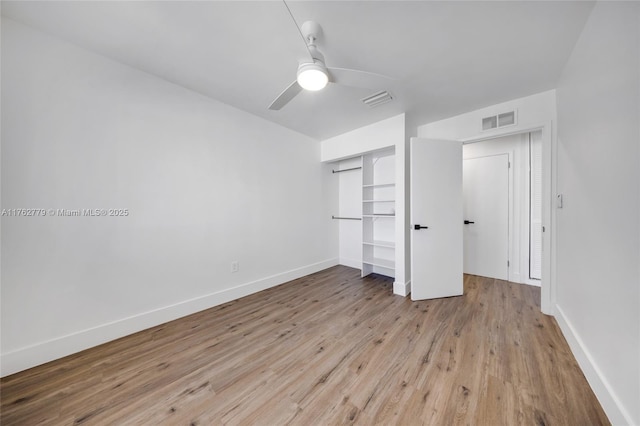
[0,18,338,376]
[555,2,640,424]
[418,91,556,142]
[321,114,404,163]
[321,114,408,294]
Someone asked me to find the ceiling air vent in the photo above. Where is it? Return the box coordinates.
[482,110,517,131]
[361,91,393,108]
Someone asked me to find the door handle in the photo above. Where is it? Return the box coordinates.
[464,220,475,224]
[413,224,429,230]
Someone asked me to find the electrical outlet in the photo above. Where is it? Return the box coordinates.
[231,261,239,273]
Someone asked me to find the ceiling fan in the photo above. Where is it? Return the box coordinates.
[268,5,394,110]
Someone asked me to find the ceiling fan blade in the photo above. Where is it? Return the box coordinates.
[268,80,303,110]
[327,67,396,91]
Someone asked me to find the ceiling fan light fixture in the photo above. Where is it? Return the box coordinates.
[297,62,328,91]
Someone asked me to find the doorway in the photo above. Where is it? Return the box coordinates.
[463,131,542,285]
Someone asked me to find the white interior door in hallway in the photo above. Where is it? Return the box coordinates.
[463,154,509,280]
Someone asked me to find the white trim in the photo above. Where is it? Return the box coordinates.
[555,304,633,425]
[0,258,339,377]
[339,257,361,270]
[461,121,542,144]
[459,121,554,315]
[393,280,411,297]
[548,121,557,317]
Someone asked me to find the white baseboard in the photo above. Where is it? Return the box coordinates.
[393,280,411,296]
[0,258,339,377]
[338,257,361,269]
[509,271,521,284]
[523,279,541,287]
[554,304,633,425]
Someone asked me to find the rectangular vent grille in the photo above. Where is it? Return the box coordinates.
[482,110,516,131]
[482,116,497,130]
[362,91,393,108]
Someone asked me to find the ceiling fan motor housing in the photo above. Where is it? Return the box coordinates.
[300,21,323,44]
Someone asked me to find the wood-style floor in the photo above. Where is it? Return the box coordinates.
[1,266,609,425]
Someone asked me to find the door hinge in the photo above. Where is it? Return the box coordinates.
[507,260,510,267]
[508,161,511,168]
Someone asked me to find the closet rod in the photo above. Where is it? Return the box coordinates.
[332,166,362,174]
[332,216,362,220]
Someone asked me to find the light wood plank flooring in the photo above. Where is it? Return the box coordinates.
[1,266,609,425]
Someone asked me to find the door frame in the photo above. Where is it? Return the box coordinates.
[464,137,541,286]
[460,121,554,315]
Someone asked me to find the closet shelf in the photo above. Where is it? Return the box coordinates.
[363,257,395,270]
[360,148,396,280]
[362,183,395,188]
[363,240,395,248]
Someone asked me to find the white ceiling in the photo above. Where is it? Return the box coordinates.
[2,1,594,140]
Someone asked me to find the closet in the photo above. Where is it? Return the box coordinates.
[334,147,396,278]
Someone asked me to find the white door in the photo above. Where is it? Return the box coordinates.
[410,138,463,300]
[463,154,509,280]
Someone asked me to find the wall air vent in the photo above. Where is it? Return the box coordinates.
[361,91,393,108]
[482,110,517,131]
